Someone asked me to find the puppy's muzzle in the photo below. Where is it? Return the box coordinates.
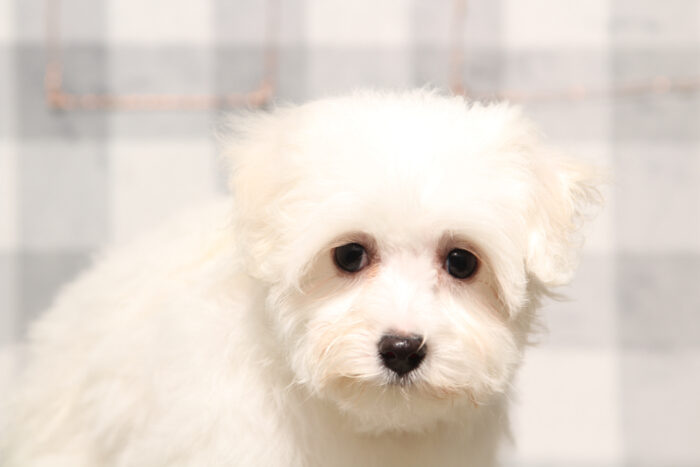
[378,334,426,376]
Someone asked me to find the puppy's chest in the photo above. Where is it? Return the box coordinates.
[295,429,495,467]
[271,407,497,467]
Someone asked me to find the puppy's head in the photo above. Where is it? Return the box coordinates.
[225,91,602,433]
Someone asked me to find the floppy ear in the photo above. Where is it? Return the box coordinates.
[525,152,604,287]
[220,108,324,286]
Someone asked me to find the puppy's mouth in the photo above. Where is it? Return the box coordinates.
[384,370,422,387]
[327,372,476,406]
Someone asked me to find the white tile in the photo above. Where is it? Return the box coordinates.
[16,0,106,44]
[305,0,409,47]
[0,142,16,249]
[108,0,212,44]
[215,0,266,45]
[412,0,452,47]
[508,348,623,464]
[307,49,411,97]
[0,0,12,41]
[110,140,218,243]
[13,0,41,43]
[621,350,700,465]
[461,0,502,49]
[215,0,305,46]
[504,0,609,49]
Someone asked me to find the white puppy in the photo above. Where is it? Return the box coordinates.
[3,91,602,466]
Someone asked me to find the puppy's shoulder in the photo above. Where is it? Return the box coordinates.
[25,196,241,349]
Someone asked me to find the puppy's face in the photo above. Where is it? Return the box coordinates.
[227,92,601,433]
[273,228,523,434]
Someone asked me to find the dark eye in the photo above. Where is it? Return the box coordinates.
[334,243,369,273]
[445,248,478,279]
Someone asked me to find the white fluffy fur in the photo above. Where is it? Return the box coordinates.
[2,90,602,466]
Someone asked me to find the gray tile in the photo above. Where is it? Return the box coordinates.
[17,250,91,338]
[502,50,611,141]
[538,254,617,348]
[504,50,610,97]
[215,46,308,104]
[613,143,700,252]
[617,254,700,349]
[19,142,109,250]
[412,46,451,91]
[612,48,700,86]
[611,0,699,46]
[612,92,699,143]
[516,101,612,143]
[15,0,106,44]
[16,45,107,140]
[307,48,411,98]
[107,45,218,138]
[213,0,307,104]
[620,350,700,466]
[108,46,213,95]
[108,112,216,140]
[272,47,309,104]
[611,48,699,142]
[0,253,16,345]
[0,46,13,138]
[0,141,17,250]
[213,46,268,96]
[413,46,502,95]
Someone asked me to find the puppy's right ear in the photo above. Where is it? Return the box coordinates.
[525,151,604,288]
[223,111,284,209]
[220,109,310,284]
[221,112,279,276]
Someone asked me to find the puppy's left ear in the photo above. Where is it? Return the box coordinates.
[525,151,604,287]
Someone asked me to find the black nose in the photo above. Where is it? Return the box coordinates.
[378,334,427,376]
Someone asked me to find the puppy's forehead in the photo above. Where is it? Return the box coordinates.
[305,101,522,171]
[285,99,533,239]
[297,97,522,168]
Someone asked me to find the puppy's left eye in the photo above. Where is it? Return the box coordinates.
[334,243,369,273]
[445,248,478,279]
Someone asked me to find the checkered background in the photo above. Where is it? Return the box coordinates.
[1,0,699,465]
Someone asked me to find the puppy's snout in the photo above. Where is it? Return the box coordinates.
[378,334,426,376]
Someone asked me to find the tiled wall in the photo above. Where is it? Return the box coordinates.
[0,1,698,465]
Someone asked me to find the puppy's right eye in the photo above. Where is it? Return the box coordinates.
[445,248,478,279]
[333,243,369,273]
